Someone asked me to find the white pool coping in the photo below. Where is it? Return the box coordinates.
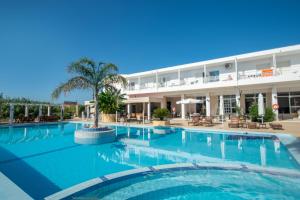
[44,162,300,200]
[0,172,33,200]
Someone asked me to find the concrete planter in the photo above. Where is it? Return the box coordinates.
[101,114,116,123]
[75,127,116,145]
[152,120,170,126]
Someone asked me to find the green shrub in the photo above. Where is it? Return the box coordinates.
[153,108,169,121]
[264,107,275,122]
[249,103,259,122]
[249,103,275,122]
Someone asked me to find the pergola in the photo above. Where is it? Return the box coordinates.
[2,103,66,124]
[124,97,163,121]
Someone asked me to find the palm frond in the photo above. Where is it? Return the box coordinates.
[51,76,91,99]
[67,57,95,80]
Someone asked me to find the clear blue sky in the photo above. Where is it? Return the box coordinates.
[1,0,300,103]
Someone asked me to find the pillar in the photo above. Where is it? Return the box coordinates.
[38,105,42,117]
[161,97,167,108]
[272,87,279,121]
[9,103,14,124]
[76,105,79,116]
[86,106,90,119]
[47,106,51,116]
[25,105,29,117]
[272,53,277,75]
[181,94,185,119]
[235,57,238,81]
[142,103,145,124]
[60,105,64,121]
[147,102,151,120]
[206,93,211,117]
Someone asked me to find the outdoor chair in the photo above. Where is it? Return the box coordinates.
[247,122,258,129]
[269,123,283,130]
[188,116,200,126]
[228,117,239,128]
[202,117,214,127]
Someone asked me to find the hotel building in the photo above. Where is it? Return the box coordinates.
[122,45,300,121]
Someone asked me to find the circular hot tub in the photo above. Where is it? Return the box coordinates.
[74,126,116,145]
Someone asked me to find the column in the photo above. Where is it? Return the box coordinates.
[9,103,14,124]
[272,86,279,121]
[161,96,167,108]
[138,76,141,90]
[61,105,64,121]
[181,94,185,119]
[272,54,277,75]
[25,105,29,117]
[39,105,42,117]
[178,69,181,85]
[206,93,211,117]
[155,71,158,90]
[235,58,238,82]
[47,106,51,116]
[147,102,151,120]
[142,103,145,124]
[76,105,79,116]
[86,106,90,119]
[203,65,207,83]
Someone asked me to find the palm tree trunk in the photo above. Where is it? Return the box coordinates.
[94,89,99,128]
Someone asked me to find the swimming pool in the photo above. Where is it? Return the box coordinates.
[0,122,299,199]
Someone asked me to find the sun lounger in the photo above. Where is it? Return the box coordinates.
[269,123,283,130]
[247,122,258,129]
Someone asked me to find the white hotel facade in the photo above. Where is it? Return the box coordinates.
[122,45,300,121]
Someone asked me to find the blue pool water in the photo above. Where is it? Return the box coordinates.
[0,122,299,199]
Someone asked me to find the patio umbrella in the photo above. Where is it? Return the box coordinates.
[258,93,265,124]
[176,98,202,104]
[176,98,202,116]
[219,96,224,123]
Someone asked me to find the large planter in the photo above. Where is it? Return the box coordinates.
[101,113,116,123]
[75,127,116,145]
[152,120,170,126]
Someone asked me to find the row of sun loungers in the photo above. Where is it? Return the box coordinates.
[15,116,59,123]
[188,116,214,127]
[228,116,283,130]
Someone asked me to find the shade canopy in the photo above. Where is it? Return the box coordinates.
[258,93,265,116]
[176,98,203,104]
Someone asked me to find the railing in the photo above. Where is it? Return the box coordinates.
[238,67,300,80]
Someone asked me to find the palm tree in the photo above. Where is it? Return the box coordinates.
[52,58,126,128]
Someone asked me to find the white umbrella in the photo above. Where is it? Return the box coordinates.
[258,93,265,123]
[219,96,224,123]
[176,98,202,116]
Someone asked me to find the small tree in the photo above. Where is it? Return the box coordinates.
[98,88,125,114]
[249,103,259,122]
[153,108,169,121]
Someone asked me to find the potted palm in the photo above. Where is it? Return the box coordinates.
[152,108,170,126]
[98,88,125,122]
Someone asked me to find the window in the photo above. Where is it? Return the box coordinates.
[278,91,300,114]
[209,71,219,82]
[218,95,236,114]
[277,60,290,68]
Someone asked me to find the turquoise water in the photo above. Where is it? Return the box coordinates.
[0,122,299,199]
[79,169,300,200]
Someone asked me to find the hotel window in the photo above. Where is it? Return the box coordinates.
[218,95,236,114]
[278,91,300,114]
[208,70,219,82]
